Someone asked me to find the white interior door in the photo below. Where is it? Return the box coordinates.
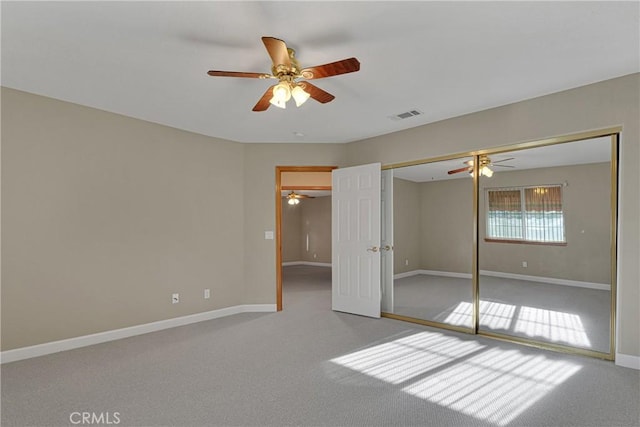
[331,163,381,318]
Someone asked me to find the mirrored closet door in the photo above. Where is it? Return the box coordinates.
[381,131,617,359]
[382,157,475,331]
[477,136,615,354]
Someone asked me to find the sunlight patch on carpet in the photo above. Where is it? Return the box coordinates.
[330,331,581,426]
[330,331,484,384]
[402,347,581,426]
[514,306,591,347]
[441,301,592,348]
[440,301,517,329]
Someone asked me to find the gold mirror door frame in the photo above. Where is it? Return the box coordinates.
[382,127,619,361]
[476,132,618,360]
[381,154,477,335]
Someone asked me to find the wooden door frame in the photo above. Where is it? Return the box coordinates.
[275,166,337,311]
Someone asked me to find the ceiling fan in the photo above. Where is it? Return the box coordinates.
[284,191,315,205]
[447,155,515,177]
[207,36,360,111]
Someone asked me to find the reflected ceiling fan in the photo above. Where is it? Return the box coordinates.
[207,36,360,111]
[447,155,515,177]
[284,191,314,205]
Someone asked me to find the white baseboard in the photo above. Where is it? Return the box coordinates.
[615,353,640,370]
[0,304,277,364]
[394,269,471,280]
[394,270,420,279]
[282,261,331,267]
[480,270,610,291]
[394,269,609,291]
[421,269,472,279]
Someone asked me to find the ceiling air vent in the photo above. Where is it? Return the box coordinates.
[389,109,423,121]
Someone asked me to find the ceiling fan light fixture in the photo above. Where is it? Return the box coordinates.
[270,97,287,109]
[291,85,310,107]
[286,191,301,205]
[481,166,494,177]
[454,155,511,177]
[270,82,291,108]
[207,37,360,111]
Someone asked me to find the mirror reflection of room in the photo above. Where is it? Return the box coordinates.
[387,157,474,330]
[477,137,613,354]
[384,136,614,356]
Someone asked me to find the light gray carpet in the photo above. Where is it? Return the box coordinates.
[1,265,638,427]
[393,274,611,353]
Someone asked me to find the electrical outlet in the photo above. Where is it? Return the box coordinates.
[172,293,179,304]
[522,261,528,268]
[204,289,210,299]
[405,259,409,266]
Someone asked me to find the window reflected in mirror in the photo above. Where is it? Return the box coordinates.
[382,134,616,357]
[478,136,613,354]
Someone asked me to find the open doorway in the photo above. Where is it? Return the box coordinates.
[275,166,336,310]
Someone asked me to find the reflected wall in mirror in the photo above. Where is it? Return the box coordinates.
[384,157,475,330]
[477,136,613,354]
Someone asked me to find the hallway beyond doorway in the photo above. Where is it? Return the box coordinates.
[282,265,331,310]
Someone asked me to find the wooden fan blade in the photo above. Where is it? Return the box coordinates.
[262,36,291,68]
[207,70,270,79]
[300,57,360,80]
[493,164,515,168]
[252,85,275,112]
[448,166,472,175]
[286,192,314,199]
[492,157,515,164]
[299,82,335,104]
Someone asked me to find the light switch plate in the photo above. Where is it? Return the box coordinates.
[265,231,274,240]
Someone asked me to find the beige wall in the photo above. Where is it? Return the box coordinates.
[1,88,246,350]
[281,196,331,264]
[479,162,611,283]
[420,178,474,274]
[1,89,345,350]
[347,73,639,357]
[392,178,421,273]
[394,163,611,281]
[281,199,301,262]
[3,73,638,359]
[242,144,345,305]
[300,196,331,263]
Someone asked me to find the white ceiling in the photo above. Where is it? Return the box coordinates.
[281,190,331,199]
[2,2,638,144]
[393,136,612,182]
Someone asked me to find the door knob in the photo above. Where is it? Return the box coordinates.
[382,245,393,251]
[367,246,380,252]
